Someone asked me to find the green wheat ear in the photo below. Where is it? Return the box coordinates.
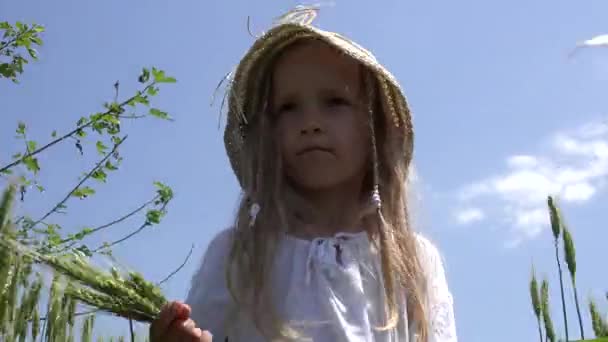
[31,309,40,341]
[530,266,542,317]
[0,184,16,233]
[563,228,576,278]
[547,196,562,239]
[541,279,556,342]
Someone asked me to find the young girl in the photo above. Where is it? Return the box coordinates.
[150,7,457,342]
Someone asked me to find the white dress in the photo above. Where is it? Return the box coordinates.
[185,228,457,342]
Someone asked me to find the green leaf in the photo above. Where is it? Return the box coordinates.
[151,67,176,83]
[154,181,174,203]
[23,156,40,174]
[30,36,43,46]
[34,25,45,33]
[16,121,26,135]
[76,117,88,127]
[73,227,93,240]
[91,169,107,183]
[145,210,163,225]
[56,203,67,213]
[96,141,108,155]
[149,108,171,120]
[43,224,62,247]
[106,102,124,115]
[91,121,107,134]
[27,140,37,152]
[128,92,150,107]
[51,130,57,138]
[18,175,30,185]
[103,114,120,125]
[71,187,95,199]
[75,245,92,257]
[21,217,35,230]
[26,47,37,59]
[11,152,22,160]
[15,21,24,31]
[0,22,10,30]
[47,232,62,246]
[104,160,118,171]
[146,86,158,96]
[0,63,14,78]
[76,128,87,138]
[159,76,176,83]
[35,184,44,193]
[0,169,13,175]
[151,67,163,81]
[138,68,150,83]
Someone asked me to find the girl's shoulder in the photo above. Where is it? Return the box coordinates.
[413,233,450,280]
[206,227,234,251]
[193,227,235,272]
[187,228,234,290]
[413,233,443,261]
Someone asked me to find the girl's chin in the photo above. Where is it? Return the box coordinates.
[289,177,353,193]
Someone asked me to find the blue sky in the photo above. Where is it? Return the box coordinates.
[1,1,607,341]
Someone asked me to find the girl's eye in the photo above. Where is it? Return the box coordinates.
[278,102,297,114]
[326,96,350,107]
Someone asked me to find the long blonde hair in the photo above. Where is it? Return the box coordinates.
[225,39,429,341]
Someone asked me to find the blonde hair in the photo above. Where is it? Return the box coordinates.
[224,38,429,341]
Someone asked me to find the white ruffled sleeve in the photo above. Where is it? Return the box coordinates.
[185,228,236,339]
[416,235,458,342]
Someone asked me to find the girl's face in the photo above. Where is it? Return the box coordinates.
[271,40,370,192]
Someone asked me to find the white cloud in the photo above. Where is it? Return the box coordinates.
[454,207,485,225]
[506,155,538,169]
[455,120,608,243]
[562,182,596,202]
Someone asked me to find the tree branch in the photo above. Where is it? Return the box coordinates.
[119,114,146,119]
[158,244,194,286]
[0,26,38,53]
[92,201,167,253]
[1,120,95,174]
[30,136,127,230]
[49,195,159,254]
[0,83,152,174]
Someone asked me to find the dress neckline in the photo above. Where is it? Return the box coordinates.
[282,230,370,246]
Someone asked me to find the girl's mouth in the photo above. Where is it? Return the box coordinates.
[297,146,333,156]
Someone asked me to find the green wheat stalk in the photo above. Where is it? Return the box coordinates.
[0,183,167,332]
[562,226,585,340]
[530,265,543,342]
[542,278,556,342]
[547,196,569,342]
[82,314,96,342]
[589,297,608,337]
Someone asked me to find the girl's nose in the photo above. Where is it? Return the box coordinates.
[300,106,323,135]
[300,124,322,135]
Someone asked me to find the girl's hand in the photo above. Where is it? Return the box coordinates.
[150,301,212,342]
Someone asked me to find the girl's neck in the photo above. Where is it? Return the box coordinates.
[285,180,370,239]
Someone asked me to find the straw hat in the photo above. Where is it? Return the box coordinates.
[223,7,414,189]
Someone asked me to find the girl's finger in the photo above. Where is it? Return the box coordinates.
[182,318,196,331]
[165,317,200,341]
[186,328,205,342]
[199,329,213,342]
[150,301,190,341]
